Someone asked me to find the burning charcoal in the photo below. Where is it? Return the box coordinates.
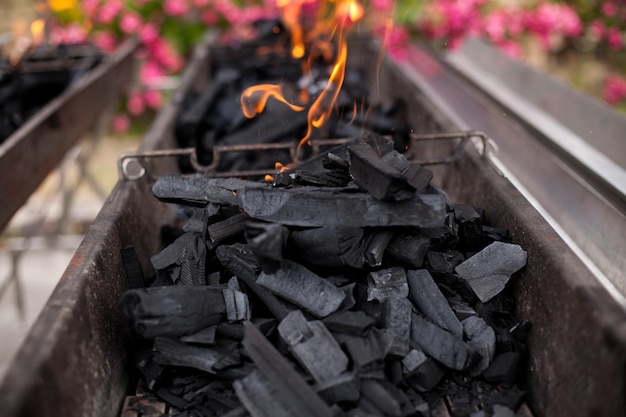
[410,314,478,371]
[180,325,218,345]
[407,269,463,338]
[334,328,393,369]
[454,204,486,252]
[223,277,251,322]
[315,371,361,404]
[234,370,295,417]
[152,175,264,207]
[385,234,430,268]
[257,259,346,318]
[121,246,145,289]
[462,316,496,375]
[322,310,375,336]
[278,310,349,383]
[288,226,368,268]
[426,250,465,274]
[348,144,415,201]
[120,286,226,338]
[402,349,445,392]
[382,297,412,356]
[367,266,409,302]
[237,185,446,228]
[365,230,394,267]
[153,337,241,374]
[455,242,528,303]
[246,221,288,262]
[482,352,523,386]
[150,232,208,285]
[209,212,249,244]
[216,244,296,321]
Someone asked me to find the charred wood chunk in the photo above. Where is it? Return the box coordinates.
[482,352,523,386]
[403,352,445,393]
[322,310,375,336]
[180,325,218,345]
[209,212,249,244]
[382,297,412,357]
[365,229,394,267]
[407,269,463,339]
[359,379,413,417]
[245,221,288,262]
[278,310,349,384]
[120,286,226,338]
[314,371,361,404]
[482,226,511,244]
[462,316,496,376]
[216,244,295,321]
[454,204,486,252]
[150,232,208,286]
[385,233,430,268]
[237,186,446,228]
[348,144,415,201]
[182,205,215,236]
[455,242,528,303]
[121,246,145,289]
[290,169,352,187]
[426,250,465,274]
[333,328,393,369]
[257,259,346,318]
[288,226,368,268]
[402,163,433,194]
[152,175,263,207]
[153,337,241,374]
[410,314,478,371]
[367,266,409,302]
[223,277,251,322]
[234,370,295,417]
[322,152,350,172]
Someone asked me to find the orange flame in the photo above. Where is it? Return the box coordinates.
[30,19,46,46]
[241,0,364,172]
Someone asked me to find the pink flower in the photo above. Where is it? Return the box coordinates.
[372,0,393,12]
[112,114,130,134]
[127,92,145,116]
[495,40,522,59]
[49,24,88,45]
[603,74,626,105]
[92,31,116,53]
[144,89,163,109]
[164,0,189,17]
[139,24,159,45]
[383,26,409,61]
[607,27,623,50]
[602,2,618,18]
[202,10,218,25]
[99,0,122,25]
[140,61,164,86]
[120,12,143,35]
[484,11,507,43]
[149,39,183,72]
[590,20,605,39]
[193,0,212,7]
[82,0,99,19]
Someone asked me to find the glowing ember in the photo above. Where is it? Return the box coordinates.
[240,0,365,175]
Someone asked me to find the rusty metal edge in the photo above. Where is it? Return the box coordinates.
[0,38,138,232]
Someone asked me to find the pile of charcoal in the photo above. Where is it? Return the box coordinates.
[120,132,531,417]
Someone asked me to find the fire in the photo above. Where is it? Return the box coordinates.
[30,19,46,46]
[240,0,364,172]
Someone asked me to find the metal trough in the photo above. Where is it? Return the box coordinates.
[0,36,624,417]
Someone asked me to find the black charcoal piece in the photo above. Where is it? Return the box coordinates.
[365,230,394,267]
[381,297,412,356]
[288,226,368,268]
[237,186,446,228]
[405,359,445,392]
[217,323,245,340]
[180,325,218,345]
[339,282,357,310]
[367,266,409,302]
[315,371,361,404]
[491,405,516,417]
[486,388,526,412]
[426,250,465,274]
[482,226,511,243]
[401,349,428,375]
[402,163,433,194]
[257,259,346,318]
[153,338,241,374]
[407,269,463,338]
[385,234,430,268]
[152,175,263,206]
[120,286,226,338]
[182,205,215,236]
[243,323,334,417]
[223,277,251,322]
[449,298,477,321]
[121,246,145,289]
[234,370,294,417]
[454,204,486,252]
[322,310,375,335]
[482,352,522,386]
[150,232,207,286]
[278,310,349,383]
[359,379,404,417]
[381,150,411,172]
[348,144,415,201]
[209,212,249,244]
[455,242,528,303]
[410,314,477,371]
[216,244,295,321]
[291,169,351,187]
[334,328,393,369]
[462,316,496,375]
[322,152,350,171]
[246,221,289,262]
